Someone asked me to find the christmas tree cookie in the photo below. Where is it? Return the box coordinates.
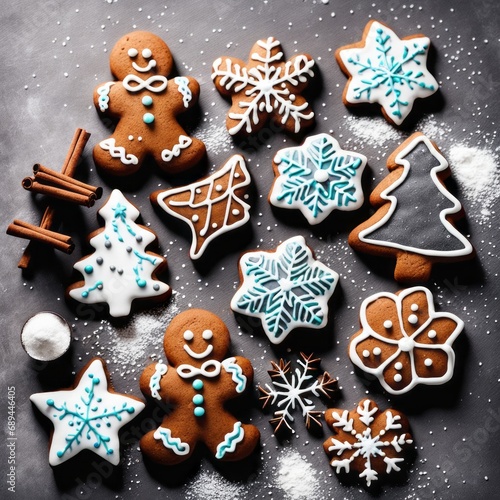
[349,133,474,282]
[68,189,171,317]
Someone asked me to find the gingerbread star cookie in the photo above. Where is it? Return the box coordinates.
[212,37,315,136]
[336,20,438,126]
[151,155,251,260]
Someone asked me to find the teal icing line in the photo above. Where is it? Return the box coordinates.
[223,361,246,393]
[215,421,244,459]
[81,280,103,298]
[155,427,190,455]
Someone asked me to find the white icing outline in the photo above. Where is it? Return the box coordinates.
[358,134,474,257]
[174,76,192,108]
[132,59,157,73]
[270,133,367,224]
[154,155,251,260]
[339,21,438,125]
[149,362,168,400]
[183,343,213,360]
[160,135,193,163]
[176,359,221,379]
[99,138,139,165]
[349,286,464,395]
[29,359,145,466]
[215,421,245,459]
[123,74,168,93]
[221,357,247,393]
[97,82,115,112]
[153,427,190,456]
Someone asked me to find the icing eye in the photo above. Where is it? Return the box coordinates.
[142,48,152,58]
[183,330,194,341]
[128,48,138,57]
[202,330,213,340]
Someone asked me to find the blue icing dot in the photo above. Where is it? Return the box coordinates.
[192,379,203,390]
[82,291,89,298]
[84,265,94,274]
[57,451,64,458]
[194,407,205,417]
[143,112,155,124]
[142,95,153,106]
[192,394,204,405]
[137,279,147,288]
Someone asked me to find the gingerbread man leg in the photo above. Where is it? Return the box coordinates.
[93,137,148,176]
[151,134,206,174]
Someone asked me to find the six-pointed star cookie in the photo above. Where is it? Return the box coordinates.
[151,155,251,260]
[336,20,438,125]
[269,133,367,224]
[30,358,145,466]
[212,37,315,136]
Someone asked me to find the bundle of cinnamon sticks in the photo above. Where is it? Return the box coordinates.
[6,128,98,269]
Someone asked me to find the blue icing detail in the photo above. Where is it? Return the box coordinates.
[154,427,190,456]
[143,112,155,124]
[194,407,205,417]
[142,95,153,106]
[215,421,244,459]
[81,280,103,298]
[84,265,94,274]
[192,379,203,390]
[222,359,246,393]
[192,394,204,405]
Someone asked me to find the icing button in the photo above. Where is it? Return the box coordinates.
[192,379,203,390]
[143,112,155,124]
[142,95,153,106]
[194,407,205,417]
[84,265,94,274]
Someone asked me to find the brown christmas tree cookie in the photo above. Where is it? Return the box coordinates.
[349,286,464,395]
[335,20,438,126]
[150,154,251,260]
[212,37,315,136]
[323,399,413,487]
[30,358,145,466]
[348,133,474,282]
[139,309,260,465]
[93,31,206,176]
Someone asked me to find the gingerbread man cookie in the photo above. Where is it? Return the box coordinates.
[93,31,206,176]
[140,309,260,465]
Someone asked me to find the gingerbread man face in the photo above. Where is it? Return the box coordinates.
[93,31,206,176]
[139,309,260,466]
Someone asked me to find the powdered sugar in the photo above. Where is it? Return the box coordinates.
[448,144,499,222]
[344,115,402,148]
[274,449,319,499]
[183,468,251,499]
[194,120,234,156]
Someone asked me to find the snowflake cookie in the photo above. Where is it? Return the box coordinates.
[212,37,315,136]
[231,235,339,344]
[336,20,438,126]
[269,133,367,224]
[151,154,251,260]
[323,399,413,487]
[67,189,171,317]
[30,358,145,466]
[349,286,464,395]
[259,353,338,435]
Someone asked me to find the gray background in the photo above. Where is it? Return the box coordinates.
[1,0,499,498]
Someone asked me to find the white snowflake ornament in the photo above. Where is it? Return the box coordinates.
[270,133,367,224]
[323,399,413,487]
[212,37,315,135]
[336,20,438,126]
[30,358,145,466]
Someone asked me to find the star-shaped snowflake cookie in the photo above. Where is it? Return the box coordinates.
[336,20,438,125]
[151,154,251,260]
[212,37,315,135]
[30,358,145,466]
[269,133,367,224]
[231,235,338,344]
[323,399,413,487]
[259,353,338,435]
[349,286,463,395]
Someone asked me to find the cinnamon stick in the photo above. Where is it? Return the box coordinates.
[7,220,74,253]
[22,180,96,207]
[17,128,90,269]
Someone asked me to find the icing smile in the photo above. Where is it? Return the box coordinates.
[183,344,213,360]
[132,59,157,73]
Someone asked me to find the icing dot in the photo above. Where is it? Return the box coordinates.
[136,279,147,288]
[138,136,142,141]
[136,235,143,243]
[143,112,155,124]
[399,337,415,352]
[84,265,93,274]
[97,284,103,290]
[142,95,153,106]
[212,223,218,229]
[428,330,437,339]
[153,284,160,291]
[424,358,433,367]
[411,303,419,311]
[117,269,123,275]
[232,209,240,216]
[96,257,103,265]
[110,266,116,272]
[202,329,213,340]
[142,48,152,58]
[215,184,223,192]
[126,246,132,253]
[105,240,112,249]
[128,135,134,141]
[234,172,240,178]
[192,379,203,390]
[408,314,418,325]
[195,188,202,194]
[183,330,194,341]
[191,214,199,222]
[394,374,403,383]
[192,394,204,405]
[383,320,393,329]
[362,349,370,358]
[313,169,329,183]
[373,347,382,356]
[82,291,89,298]
[394,362,403,370]
[194,407,205,417]
[127,48,138,57]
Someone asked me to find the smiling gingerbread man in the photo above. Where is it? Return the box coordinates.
[93,31,206,176]
[140,309,260,465]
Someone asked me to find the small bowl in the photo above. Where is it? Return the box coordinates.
[21,312,72,362]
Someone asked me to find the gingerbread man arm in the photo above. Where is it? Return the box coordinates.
[215,355,254,400]
[165,76,200,114]
[140,361,180,404]
[93,81,129,118]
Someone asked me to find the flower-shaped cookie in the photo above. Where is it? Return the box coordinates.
[212,37,315,136]
[349,287,463,395]
[231,235,338,344]
[323,399,413,487]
